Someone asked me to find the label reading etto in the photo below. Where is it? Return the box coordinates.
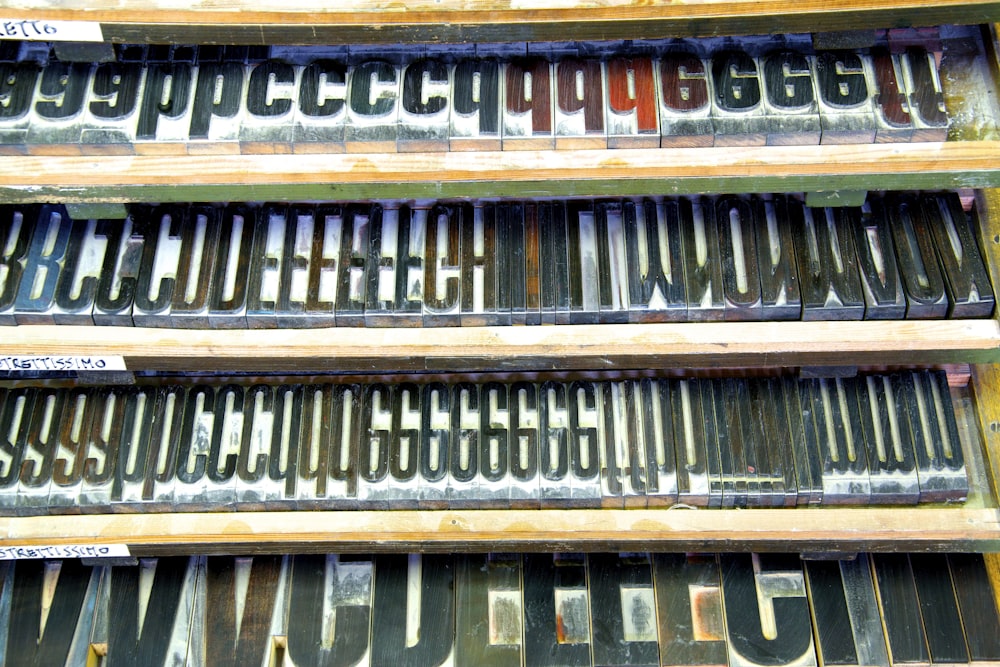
[0,18,103,42]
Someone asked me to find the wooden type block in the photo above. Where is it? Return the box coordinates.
[538,201,572,325]
[554,57,607,149]
[909,553,971,666]
[682,198,726,321]
[885,193,949,319]
[25,61,91,154]
[133,62,195,154]
[871,554,931,667]
[479,382,512,508]
[509,381,541,509]
[754,378,799,507]
[260,385,303,509]
[335,204,374,327]
[809,377,871,505]
[107,386,158,512]
[359,383,393,509]
[899,47,949,142]
[803,556,890,667]
[717,379,750,508]
[449,383,482,509]
[99,557,199,666]
[387,383,422,509]
[670,379,716,507]
[538,380,572,508]
[168,205,220,329]
[849,199,907,320]
[450,57,502,151]
[294,385,333,509]
[720,553,817,667]
[460,203,503,326]
[14,387,64,516]
[233,385,281,510]
[588,553,659,667]
[605,55,659,148]
[925,192,995,318]
[0,61,40,154]
[185,61,245,153]
[345,58,400,153]
[456,554,523,667]
[634,379,678,507]
[0,206,35,324]
[239,60,296,153]
[946,553,1000,664]
[286,554,372,667]
[854,374,921,504]
[710,49,768,146]
[790,201,865,321]
[657,49,714,147]
[783,376,824,506]
[523,553,593,667]
[594,201,631,323]
[908,370,968,502]
[418,383,451,509]
[208,204,256,329]
[291,57,348,153]
[79,62,143,154]
[756,196,802,321]
[76,387,125,513]
[0,559,101,666]
[282,204,341,328]
[760,48,822,145]
[131,205,186,328]
[870,48,916,142]
[814,51,877,144]
[136,386,184,513]
[716,196,764,321]
[13,205,73,325]
[91,215,143,327]
[186,555,286,667]
[49,216,105,325]
[654,553,727,667]
[888,372,940,504]
[506,203,530,326]
[598,383,626,509]
[172,386,224,511]
[524,202,543,325]
[567,201,602,324]
[371,554,456,667]
[245,203,287,328]
[326,384,362,510]
[0,388,33,515]
[739,377,772,507]
[367,203,423,327]
[623,198,686,323]
[503,58,555,149]
[421,203,464,326]
[399,58,451,152]
[46,387,96,514]
[569,381,604,508]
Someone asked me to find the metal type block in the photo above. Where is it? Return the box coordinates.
[594,201,630,323]
[909,553,970,666]
[423,203,463,326]
[716,195,764,321]
[605,55,659,148]
[885,193,949,319]
[169,205,221,329]
[811,377,871,505]
[753,378,798,507]
[186,62,245,152]
[47,387,95,514]
[286,554,372,667]
[710,49,768,146]
[624,198,686,322]
[133,62,195,154]
[815,51,877,144]
[783,376,823,505]
[682,198,726,321]
[0,61,39,153]
[872,554,930,667]
[756,196,802,321]
[554,57,606,149]
[510,381,541,509]
[899,46,949,142]
[456,554,523,667]
[77,387,123,513]
[657,49,715,147]
[908,370,968,502]
[359,383,393,509]
[567,201,602,324]
[637,379,679,507]
[502,58,555,149]
[598,382,626,508]
[79,62,142,153]
[523,553,593,667]
[589,553,659,667]
[345,58,400,153]
[14,204,73,325]
[870,47,915,142]
[855,374,920,504]
[0,206,35,324]
[294,385,333,509]
[278,204,339,328]
[478,382,511,508]
[451,57,502,151]
[108,386,158,512]
[569,381,604,508]
[850,199,907,320]
[335,204,373,327]
[208,204,255,329]
[539,201,572,325]
[925,192,995,318]
[14,387,63,516]
[655,553,728,667]
[946,553,1000,664]
[25,61,91,153]
[291,57,348,153]
[371,554,456,667]
[524,201,542,325]
[143,385,185,512]
[720,553,817,667]
[131,204,186,328]
[449,382,481,509]
[803,556,890,667]
[672,379,711,506]
[239,60,296,153]
[399,58,451,152]
[760,48,822,145]
[93,215,143,327]
[327,384,362,510]
[234,384,277,510]
[539,380,572,508]
[418,383,451,509]
[790,201,865,321]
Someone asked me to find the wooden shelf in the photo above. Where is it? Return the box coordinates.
[1,0,998,44]
[1,320,998,373]
[2,142,1000,205]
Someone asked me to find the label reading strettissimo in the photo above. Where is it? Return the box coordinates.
[0,355,126,372]
[0,544,130,560]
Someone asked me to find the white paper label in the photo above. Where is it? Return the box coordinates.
[0,18,104,42]
[0,544,130,560]
[0,355,127,372]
